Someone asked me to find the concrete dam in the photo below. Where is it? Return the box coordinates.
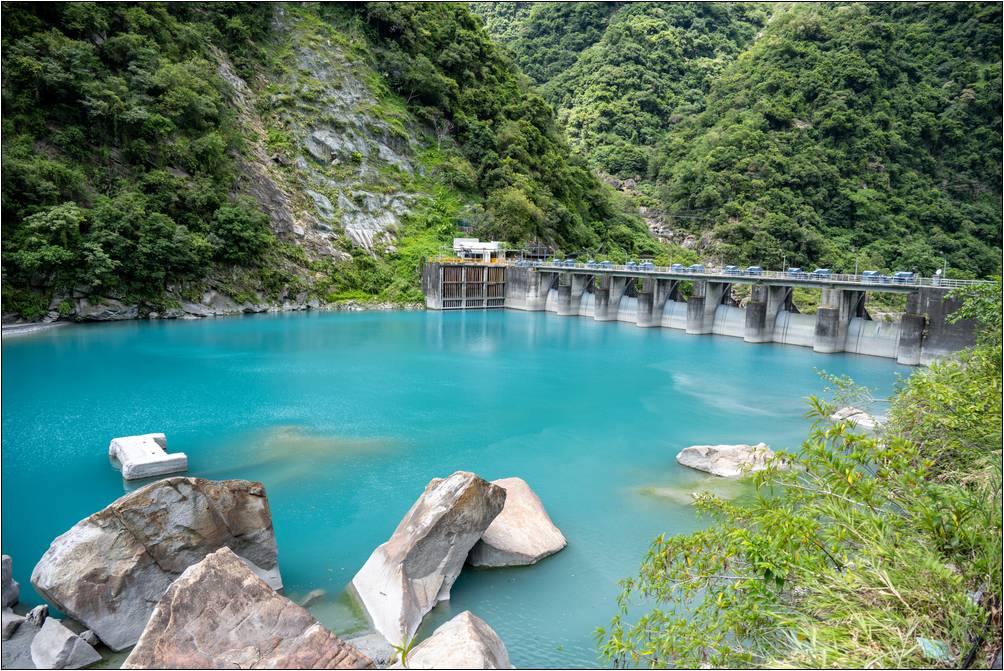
[421,261,984,365]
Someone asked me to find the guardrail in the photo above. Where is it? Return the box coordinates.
[530,262,987,290]
[427,257,989,289]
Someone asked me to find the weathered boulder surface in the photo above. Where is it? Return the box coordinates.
[2,555,19,607]
[676,443,778,478]
[352,471,506,645]
[31,477,282,651]
[468,477,566,567]
[390,611,511,669]
[30,617,102,670]
[123,547,372,669]
[2,608,25,641]
[108,432,188,480]
[830,406,882,430]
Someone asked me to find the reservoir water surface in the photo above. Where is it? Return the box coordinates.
[2,310,906,667]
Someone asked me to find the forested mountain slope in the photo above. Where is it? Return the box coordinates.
[1,2,668,320]
[476,2,1003,277]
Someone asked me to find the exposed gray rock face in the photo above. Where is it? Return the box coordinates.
[78,630,99,647]
[390,611,511,670]
[74,297,139,321]
[2,617,39,669]
[108,433,188,480]
[2,555,18,607]
[31,477,282,651]
[352,471,506,645]
[30,618,101,670]
[468,477,567,567]
[123,547,372,669]
[830,406,882,430]
[26,604,48,627]
[676,443,779,478]
[2,608,25,641]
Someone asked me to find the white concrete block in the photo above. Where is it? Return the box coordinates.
[108,433,187,480]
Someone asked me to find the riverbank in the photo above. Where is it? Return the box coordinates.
[2,296,423,336]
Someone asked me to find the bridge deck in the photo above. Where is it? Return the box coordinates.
[525,263,985,294]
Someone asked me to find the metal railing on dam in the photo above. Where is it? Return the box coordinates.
[421,260,989,366]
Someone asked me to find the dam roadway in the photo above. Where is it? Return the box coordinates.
[422,260,990,365]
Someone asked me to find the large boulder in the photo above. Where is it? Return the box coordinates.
[2,555,19,607]
[123,547,372,669]
[830,406,882,430]
[352,471,506,645]
[30,617,102,670]
[31,477,282,651]
[676,443,778,478]
[468,477,566,567]
[390,611,511,669]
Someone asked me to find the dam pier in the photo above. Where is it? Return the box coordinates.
[422,260,986,365]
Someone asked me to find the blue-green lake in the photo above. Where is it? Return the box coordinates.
[1,310,906,667]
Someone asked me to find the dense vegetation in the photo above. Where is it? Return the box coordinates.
[1,3,280,317]
[1,2,681,319]
[476,3,1003,278]
[600,279,1003,667]
[472,3,768,178]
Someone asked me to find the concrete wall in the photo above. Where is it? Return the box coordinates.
[845,317,901,359]
[662,301,688,330]
[773,311,816,348]
[712,305,746,338]
[477,265,976,365]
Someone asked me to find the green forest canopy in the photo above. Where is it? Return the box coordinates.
[475,2,1003,278]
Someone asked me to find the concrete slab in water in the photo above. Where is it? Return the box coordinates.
[108,433,187,480]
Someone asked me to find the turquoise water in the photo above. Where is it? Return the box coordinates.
[1,311,905,667]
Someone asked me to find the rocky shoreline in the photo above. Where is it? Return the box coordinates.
[2,294,424,336]
[4,469,566,669]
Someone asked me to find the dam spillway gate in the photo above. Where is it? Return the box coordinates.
[421,261,988,365]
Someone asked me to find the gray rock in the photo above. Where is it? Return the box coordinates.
[2,555,19,607]
[298,588,326,609]
[306,189,336,220]
[31,477,282,651]
[352,471,506,645]
[26,604,48,627]
[676,443,779,478]
[830,406,882,430]
[78,629,99,647]
[2,608,25,641]
[468,477,567,567]
[30,618,101,669]
[122,547,372,669]
[345,632,396,667]
[2,618,40,669]
[390,611,511,669]
[74,297,138,321]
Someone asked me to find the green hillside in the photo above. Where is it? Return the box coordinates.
[1,2,671,320]
[475,2,1003,277]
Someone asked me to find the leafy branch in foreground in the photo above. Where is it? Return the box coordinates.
[599,285,1003,668]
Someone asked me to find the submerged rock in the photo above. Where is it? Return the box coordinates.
[676,443,779,478]
[468,477,566,567]
[123,547,372,669]
[390,611,511,670]
[2,555,18,607]
[108,432,188,480]
[352,471,506,645]
[830,406,882,430]
[31,477,282,651]
[30,618,102,670]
